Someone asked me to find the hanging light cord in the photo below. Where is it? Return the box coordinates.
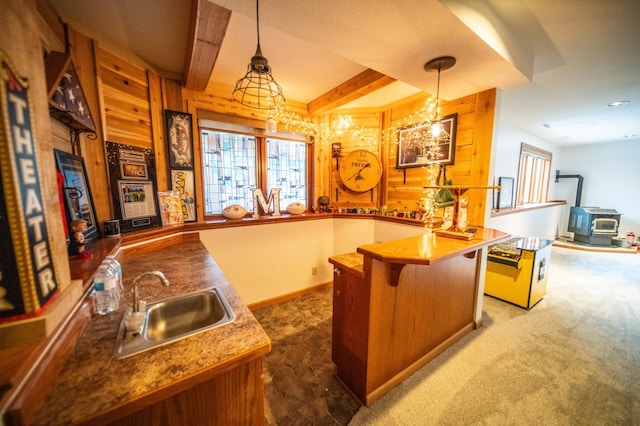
[434,65,441,118]
[255,0,261,49]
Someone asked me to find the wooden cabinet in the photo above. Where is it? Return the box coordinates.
[331,258,370,399]
[87,358,265,426]
[329,228,509,406]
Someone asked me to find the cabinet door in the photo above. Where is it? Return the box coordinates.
[331,268,370,402]
[331,270,345,364]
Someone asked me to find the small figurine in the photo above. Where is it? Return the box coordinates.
[70,219,92,259]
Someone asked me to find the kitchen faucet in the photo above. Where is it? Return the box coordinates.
[132,271,170,312]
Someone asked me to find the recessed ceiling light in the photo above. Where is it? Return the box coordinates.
[607,100,630,107]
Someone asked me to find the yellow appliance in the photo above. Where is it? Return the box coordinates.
[485,237,552,309]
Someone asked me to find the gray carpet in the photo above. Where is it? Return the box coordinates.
[350,246,640,425]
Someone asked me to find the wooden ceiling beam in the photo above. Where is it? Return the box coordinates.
[183,0,231,91]
[307,69,396,115]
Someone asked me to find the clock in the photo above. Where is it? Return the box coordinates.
[339,149,382,192]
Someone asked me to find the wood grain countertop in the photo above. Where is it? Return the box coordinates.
[357,227,510,265]
[32,234,271,425]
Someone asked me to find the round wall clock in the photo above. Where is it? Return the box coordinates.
[339,149,382,192]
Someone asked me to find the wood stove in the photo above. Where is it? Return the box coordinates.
[568,206,621,246]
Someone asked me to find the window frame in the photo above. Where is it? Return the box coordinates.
[515,142,552,206]
[199,126,314,219]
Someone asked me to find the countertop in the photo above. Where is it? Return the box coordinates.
[328,252,365,278]
[356,227,510,265]
[33,234,271,425]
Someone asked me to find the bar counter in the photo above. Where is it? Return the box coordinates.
[32,233,271,425]
[329,227,509,405]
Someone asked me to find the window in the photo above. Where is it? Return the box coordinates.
[201,129,309,216]
[516,143,551,205]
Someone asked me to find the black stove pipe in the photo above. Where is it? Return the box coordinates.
[555,170,583,207]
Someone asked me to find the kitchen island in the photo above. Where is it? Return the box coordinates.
[32,233,271,425]
[329,227,509,406]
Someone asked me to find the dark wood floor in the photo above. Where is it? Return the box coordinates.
[253,287,360,425]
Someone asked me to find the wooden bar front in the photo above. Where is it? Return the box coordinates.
[328,228,509,406]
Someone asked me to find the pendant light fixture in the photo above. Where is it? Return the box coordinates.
[424,56,456,139]
[232,0,286,111]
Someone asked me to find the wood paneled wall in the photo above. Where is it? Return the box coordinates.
[60,28,496,228]
[327,110,383,208]
[383,90,496,225]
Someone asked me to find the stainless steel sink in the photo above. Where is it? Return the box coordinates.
[114,287,235,359]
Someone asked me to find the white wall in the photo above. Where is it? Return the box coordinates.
[487,91,566,238]
[199,218,428,305]
[490,90,639,240]
[373,220,427,242]
[555,140,640,236]
[332,218,374,255]
[200,219,335,305]
[489,206,565,240]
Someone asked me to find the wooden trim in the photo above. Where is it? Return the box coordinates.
[183,0,231,91]
[307,69,396,114]
[248,282,332,311]
[491,200,565,217]
[2,292,94,425]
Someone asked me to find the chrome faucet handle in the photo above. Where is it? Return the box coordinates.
[132,271,170,312]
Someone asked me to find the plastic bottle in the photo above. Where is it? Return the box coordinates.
[94,265,119,314]
[104,255,123,295]
[100,260,120,298]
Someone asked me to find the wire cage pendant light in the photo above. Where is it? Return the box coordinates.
[423,56,456,142]
[232,0,286,110]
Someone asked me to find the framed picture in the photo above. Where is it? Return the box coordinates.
[117,180,157,220]
[171,169,197,222]
[107,142,161,232]
[54,149,99,241]
[120,161,148,179]
[165,109,193,168]
[497,176,515,209]
[396,113,457,169]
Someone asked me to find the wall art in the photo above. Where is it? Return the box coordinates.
[396,113,457,169]
[54,149,99,241]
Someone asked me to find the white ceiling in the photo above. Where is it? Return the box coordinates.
[50,0,640,146]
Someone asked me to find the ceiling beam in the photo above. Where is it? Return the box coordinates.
[183,0,231,90]
[307,69,396,114]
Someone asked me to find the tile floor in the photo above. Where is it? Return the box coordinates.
[253,286,360,425]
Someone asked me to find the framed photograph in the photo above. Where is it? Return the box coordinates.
[396,113,457,169]
[497,176,515,209]
[54,149,99,241]
[165,109,193,168]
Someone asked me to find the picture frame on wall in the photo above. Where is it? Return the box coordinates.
[106,141,162,232]
[54,149,99,241]
[117,180,157,221]
[497,176,515,209]
[396,113,457,169]
[165,109,193,169]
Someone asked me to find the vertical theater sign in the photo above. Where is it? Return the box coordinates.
[0,50,59,322]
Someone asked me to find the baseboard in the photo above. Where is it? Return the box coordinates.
[248,282,332,311]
